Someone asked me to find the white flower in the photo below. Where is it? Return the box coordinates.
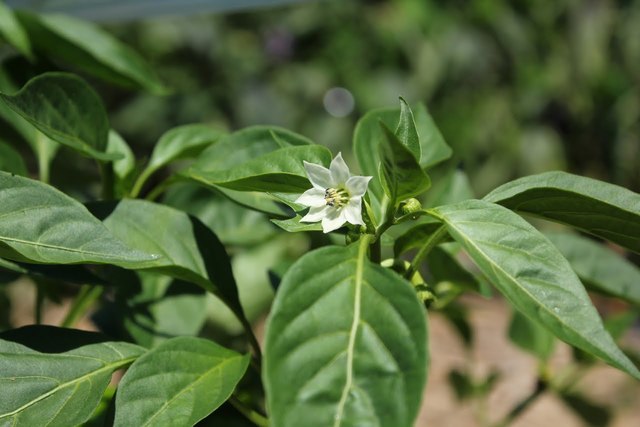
[295,152,372,233]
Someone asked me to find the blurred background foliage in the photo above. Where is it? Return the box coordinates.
[95,0,640,198]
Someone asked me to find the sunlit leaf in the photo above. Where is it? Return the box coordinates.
[115,337,249,427]
[264,241,428,427]
[430,199,640,379]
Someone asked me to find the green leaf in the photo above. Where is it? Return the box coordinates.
[508,309,555,361]
[546,232,640,305]
[115,337,250,427]
[188,125,330,193]
[0,326,145,427]
[0,171,157,267]
[133,124,223,196]
[560,393,611,427]
[429,199,640,379]
[0,2,32,58]
[484,171,640,253]
[0,72,116,161]
[394,220,445,256]
[271,215,323,232]
[0,257,106,285]
[106,130,136,197]
[395,98,420,159]
[0,140,27,175]
[16,11,166,94]
[190,144,331,193]
[92,199,242,313]
[378,121,431,202]
[264,240,428,427]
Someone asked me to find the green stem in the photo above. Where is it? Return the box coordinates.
[61,285,103,328]
[229,395,269,427]
[129,168,153,199]
[144,175,177,201]
[237,311,263,366]
[404,224,447,280]
[35,282,44,324]
[491,379,547,427]
[38,151,50,184]
[98,161,114,200]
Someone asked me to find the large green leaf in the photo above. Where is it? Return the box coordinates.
[132,124,223,196]
[92,199,242,313]
[0,171,157,267]
[16,11,166,94]
[0,326,145,427]
[264,240,428,427]
[114,337,249,427]
[0,2,32,58]
[484,171,640,253]
[546,232,640,305]
[429,200,640,379]
[0,140,27,175]
[0,72,116,161]
[190,144,331,193]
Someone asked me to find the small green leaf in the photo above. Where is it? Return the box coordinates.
[546,232,640,305]
[484,171,640,253]
[560,393,611,426]
[0,326,145,427]
[394,220,446,256]
[271,215,323,232]
[0,2,32,58]
[508,309,555,361]
[16,11,166,94]
[395,98,420,159]
[264,240,428,427]
[379,121,431,203]
[133,124,223,196]
[0,140,27,175]
[115,337,250,427]
[0,72,116,161]
[0,171,157,267]
[106,130,136,197]
[430,199,640,379]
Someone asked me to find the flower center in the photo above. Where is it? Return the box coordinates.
[324,187,349,208]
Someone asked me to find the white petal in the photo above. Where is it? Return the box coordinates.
[329,152,350,185]
[303,161,332,189]
[346,175,372,197]
[321,209,346,233]
[343,197,364,225]
[295,187,326,207]
[300,205,331,223]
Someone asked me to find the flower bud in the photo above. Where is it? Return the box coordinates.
[401,198,422,216]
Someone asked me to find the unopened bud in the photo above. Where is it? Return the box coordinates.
[401,198,422,216]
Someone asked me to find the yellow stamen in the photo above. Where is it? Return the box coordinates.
[324,187,349,207]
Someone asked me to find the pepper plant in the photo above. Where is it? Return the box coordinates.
[1,6,639,427]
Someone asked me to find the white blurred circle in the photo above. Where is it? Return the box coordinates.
[323,87,355,118]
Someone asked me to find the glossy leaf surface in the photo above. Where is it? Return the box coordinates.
[16,11,166,93]
[0,326,145,427]
[0,73,115,161]
[0,171,156,267]
[546,232,640,305]
[484,171,640,253]
[430,199,640,379]
[115,337,249,427]
[264,241,428,427]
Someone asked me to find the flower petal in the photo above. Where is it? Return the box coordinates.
[303,161,333,189]
[346,175,373,197]
[321,208,346,233]
[329,152,350,185]
[343,196,364,226]
[300,205,331,223]
[295,187,326,208]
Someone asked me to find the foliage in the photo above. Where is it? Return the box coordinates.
[0,2,639,427]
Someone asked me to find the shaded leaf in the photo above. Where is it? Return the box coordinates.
[16,11,166,94]
[430,199,640,379]
[484,171,640,253]
[0,326,145,427]
[0,2,32,58]
[264,241,427,427]
[560,393,611,427]
[271,215,323,232]
[508,309,555,361]
[546,232,640,305]
[0,72,115,161]
[394,220,445,256]
[0,171,157,267]
[0,140,27,175]
[115,337,249,427]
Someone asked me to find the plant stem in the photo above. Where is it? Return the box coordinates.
[129,168,153,199]
[35,282,44,324]
[98,161,114,200]
[229,395,269,427]
[144,175,178,201]
[38,151,50,184]
[491,379,547,427]
[61,285,103,328]
[404,224,447,279]
[237,312,263,366]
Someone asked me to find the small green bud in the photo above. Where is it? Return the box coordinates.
[414,284,436,307]
[401,198,422,216]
